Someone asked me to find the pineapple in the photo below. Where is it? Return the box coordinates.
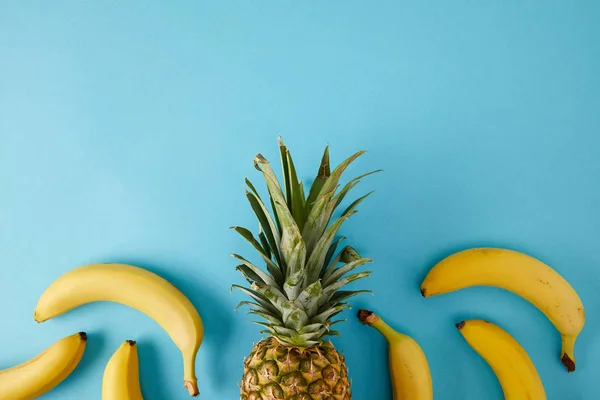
[233,138,378,400]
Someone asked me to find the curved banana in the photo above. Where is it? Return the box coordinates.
[103,340,144,400]
[421,247,585,372]
[0,332,87,399]
[34,263,204,396]
[457,319,546,399]
[358,309,433,400]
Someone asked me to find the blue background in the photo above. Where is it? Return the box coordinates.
[1,2,599,399]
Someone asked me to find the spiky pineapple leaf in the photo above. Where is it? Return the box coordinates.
[305,208,361,283]
[278,138,293,210]
[286,151,306,230]
[297,329,327,341]
[299,181,306,208]
[258,230,271,259]
[252,282,289,314]
[333,169,381,210]
[323,258,372,287]
[297,280,322,316]
[318,271,372,306]
[235,264,264,284]
[249,310,283,325]
[304,170,378,255]
[232,285,281,316]
[272,325,299,337]
[244,178,262,200]
[340,246,362,263]
[341,190,374,218]
[329,290,372,304]
[325,319,346,329]
[322,246,362,283]
[299,323,325,334]
[234,300,279,317]
[231,227,283,283]
[284,238,306,279]
[254,154,306,272]
[282,302,309,330]
[311,304,349,323]
[305,146,330,216]
[306,186,373,282]
[302,189,337,255]
[232,254,278,286]
[283,268,305,299]
[320,238,346,279]
[245,188,283,268]
[313,150,365,208]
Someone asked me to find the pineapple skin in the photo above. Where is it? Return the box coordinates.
[241,337,351,400]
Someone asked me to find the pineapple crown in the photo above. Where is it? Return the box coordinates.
[232,138,379,347]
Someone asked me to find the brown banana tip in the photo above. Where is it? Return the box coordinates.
[184,381,199,397]
[126,340,136,346]
[357,309,378,325]
[561,353,576,372]
[357,309,372,324]
[78,332,88,341]
[420,287,426,297]
[455,321,466,330]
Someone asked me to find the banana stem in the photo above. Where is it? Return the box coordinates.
[357,309,400,342]
[561,335,577,372]
[183,351,199,397]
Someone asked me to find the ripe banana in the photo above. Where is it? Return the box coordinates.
[421,247,585,372]
[358,309,433,400]
[34,263,204,396]
[457,319,546,399]
[103,340,144,400]
[0,332,87,399]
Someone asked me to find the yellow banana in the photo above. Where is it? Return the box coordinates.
[103,340,144,400]
[358,309,433,400]
[0,332,87,399]
[34,263,204,396]
[421,247,585,372]
[457,319,546,399]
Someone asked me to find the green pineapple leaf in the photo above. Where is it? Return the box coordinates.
[252,282,289,314]
[235,264,264,284]
[232,285,281,316]
[231,227,283,283]
[333,169,381,210]
[286,151,306,230]
[302,189,337,255]
[299,323,326,334]
[254,154,306,273]
[258,230,272,260]
[322,236,346,276]
[248,310,283,325]
[232,254,278,287]
[318,271,372,307]
[305,146,330,216]
[283,268,305,299]
[329,290,372,304]
[278,138,293,210]
[282,303,309,331]
[284,239,307,280]
[310,304,349,324]
[235,300,280,317]
[322,258,372,287]
[297,280,323,316]
[245,189,283,269]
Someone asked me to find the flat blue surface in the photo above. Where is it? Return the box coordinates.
[1,2,599,399]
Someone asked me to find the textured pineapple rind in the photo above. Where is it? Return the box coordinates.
[240,337,351,400]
